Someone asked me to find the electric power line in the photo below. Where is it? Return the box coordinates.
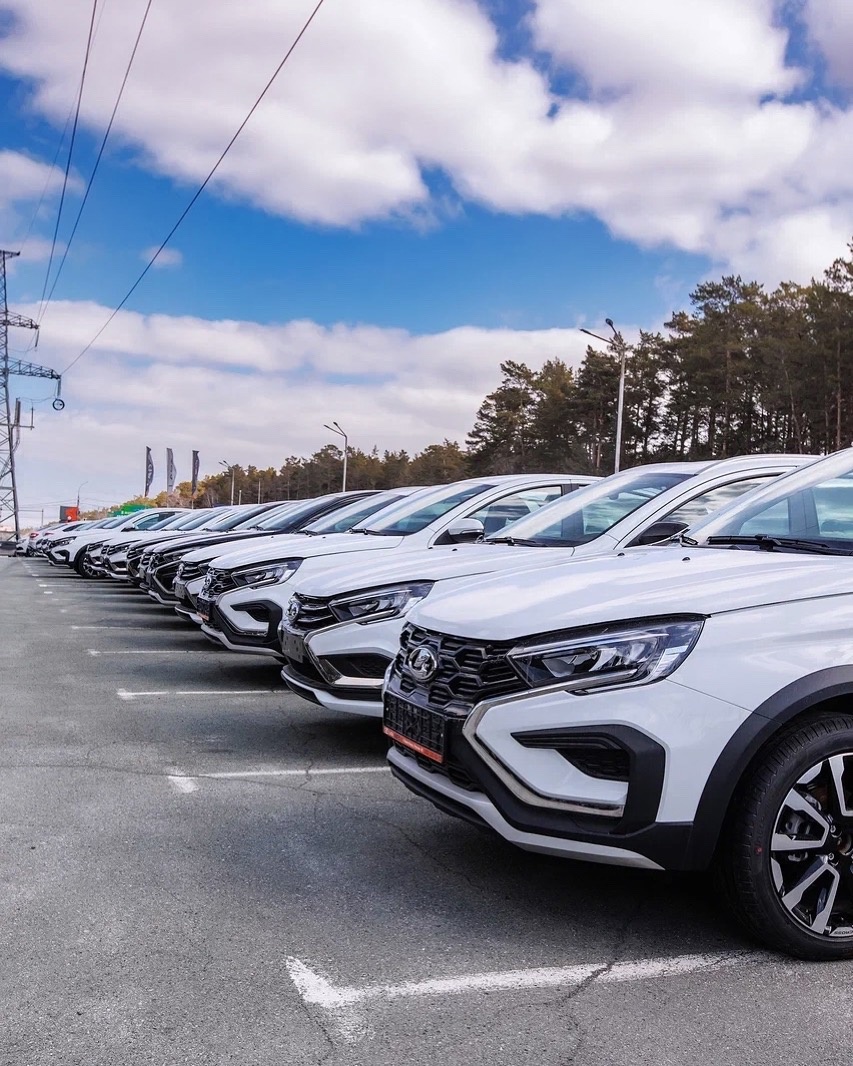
[37,0,100,323]
[61,0,328,376]
[40,0,155,322]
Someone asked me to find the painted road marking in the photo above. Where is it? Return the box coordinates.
[72,625,163,630]
[87,648,217,656]
[117,688,287,701]
[202,766,389,779]
[167,774,199,794]
[286,951,768,1042]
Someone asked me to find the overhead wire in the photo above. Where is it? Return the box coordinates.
[39,0,155,322]
[60,0,328,376]
[36,0,100,323]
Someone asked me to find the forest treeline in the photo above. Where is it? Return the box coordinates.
[118,242,853,510]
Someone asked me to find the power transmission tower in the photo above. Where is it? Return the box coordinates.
[1,250,62,543]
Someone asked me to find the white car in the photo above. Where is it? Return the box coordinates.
[276,454,813,716]
[48,508,187,574]
[385,447,853,960]
[91,507,235,579]
[195,474,598,655]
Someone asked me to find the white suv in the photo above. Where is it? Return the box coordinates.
[278,455,810,717]
[385,448,853,959]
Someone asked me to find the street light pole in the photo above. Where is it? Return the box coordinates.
[323,421,348,491]
[580,320,629,473]
[219,459,235,506]
[76,480,88,511]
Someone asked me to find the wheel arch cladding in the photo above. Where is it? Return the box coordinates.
[685,667,853,869]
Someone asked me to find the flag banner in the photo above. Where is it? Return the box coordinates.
[145,447,154,496]
[166,448,177,493]
[191,450,200,496]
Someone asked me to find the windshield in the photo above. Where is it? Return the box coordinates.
[252,495,369,531]
[689,449,853,551]
[360,482,497,536]
[302,489,419,534]
[489,467,698,546]
[101,515,133,528]
[158,512,211,531]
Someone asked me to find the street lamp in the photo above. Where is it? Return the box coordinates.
[580,319,629,473]
[219,459,235,506]
[76,480,88,511]
[323,421,348,492]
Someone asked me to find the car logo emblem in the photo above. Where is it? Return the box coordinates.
[286,599,300,623]
[407,647,438,682]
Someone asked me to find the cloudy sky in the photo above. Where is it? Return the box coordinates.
[1,0,852,516]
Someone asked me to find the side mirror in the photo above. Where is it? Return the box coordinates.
[445,518,485,544]
[632,520,688,546]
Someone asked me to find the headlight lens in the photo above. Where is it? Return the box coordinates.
[509,618,704,692]
[232,559,301,588]
[329,581,434,623]
[51,537,73,548]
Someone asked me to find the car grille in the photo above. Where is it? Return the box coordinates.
[177,560,206,582]
[203,567,237,598]
[393,624,524,713]
[288,594,335,632]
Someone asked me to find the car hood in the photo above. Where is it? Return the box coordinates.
[287,542,576,597]
[148,530,278,560]
[205,531,406,570]
[409,546,853,641]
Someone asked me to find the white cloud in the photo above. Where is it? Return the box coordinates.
[14,301,596,509]
[142,246,182,268]
[0,149,71,250]
[803,0,853,87]
[1,0,851,284]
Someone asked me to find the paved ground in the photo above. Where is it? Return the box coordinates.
[3,553,853,1065]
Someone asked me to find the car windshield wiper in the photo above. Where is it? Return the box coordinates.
[487,536,544,546]
[356,528,398,536]
[705,534,853,556]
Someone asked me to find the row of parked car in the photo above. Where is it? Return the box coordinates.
[27,448,853,959]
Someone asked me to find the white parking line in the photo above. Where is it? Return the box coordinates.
[167,775,199,794]
[203,766,389,779]
[72,625,161,630]
[117,688,287,701]
[88,649,212,656]
[286,950,767,1042]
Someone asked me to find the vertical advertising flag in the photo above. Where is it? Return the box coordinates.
[145,447,154,497]
[191,450,200,496]
[166,448,177,493]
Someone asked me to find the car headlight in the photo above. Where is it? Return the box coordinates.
[51,537,73,548]
[329,581,434,623]
[232,559,302,588]
[509,617,704,693]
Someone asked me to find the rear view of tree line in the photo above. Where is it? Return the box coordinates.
[134,241,853,510]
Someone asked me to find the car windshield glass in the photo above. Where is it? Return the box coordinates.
[252,496,360,531]
[159,512,208,531]
[689,450,853,550]
[302,490,417,534]
[487,468,696,546]
[359,483,497,536]
[100,515,132,528]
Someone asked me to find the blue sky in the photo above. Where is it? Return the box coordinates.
[0,0,852,516]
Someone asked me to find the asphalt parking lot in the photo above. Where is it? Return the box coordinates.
[4,554,853,1065]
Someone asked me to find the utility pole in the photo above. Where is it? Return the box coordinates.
[1,250,62,542]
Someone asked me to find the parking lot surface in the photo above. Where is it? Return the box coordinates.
[4,554,853,1065]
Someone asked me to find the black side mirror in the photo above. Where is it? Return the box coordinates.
[632,520,688,546]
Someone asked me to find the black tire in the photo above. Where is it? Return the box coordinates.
[717,712,853,960]
[73,552,102,579]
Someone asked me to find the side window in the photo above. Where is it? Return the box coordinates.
[814,483,853,540]
[663,476,774,529]
[467,486,563,538]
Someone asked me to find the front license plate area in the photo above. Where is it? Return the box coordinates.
[281,630,306,664]
[383,693,447,764]
[197,596,212,622]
